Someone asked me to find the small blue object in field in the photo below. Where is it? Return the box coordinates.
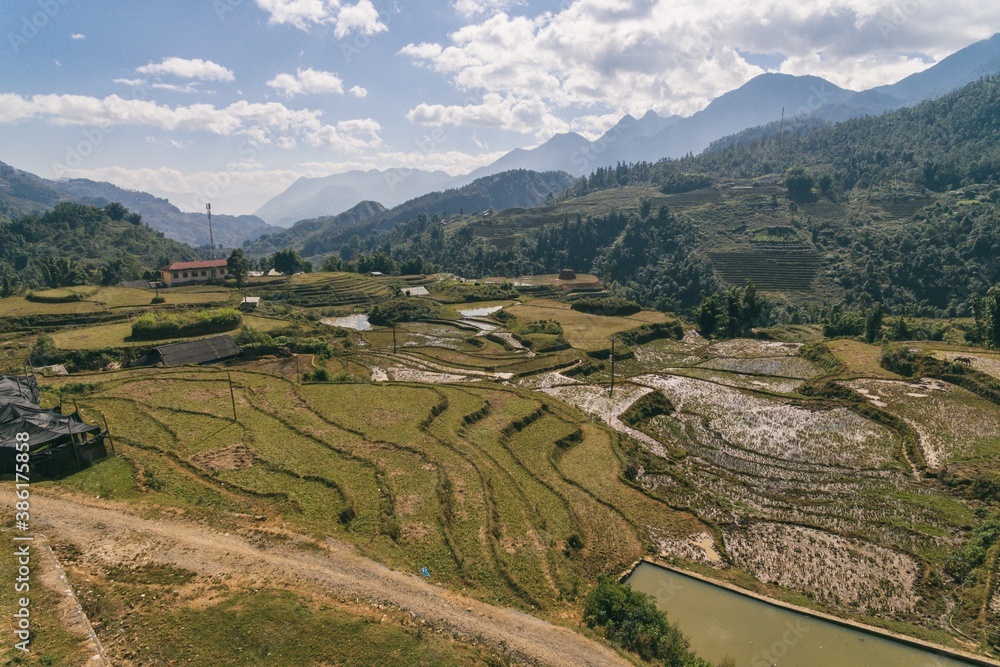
[421,567,430,578]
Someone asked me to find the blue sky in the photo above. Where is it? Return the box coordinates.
[1,0,997,214]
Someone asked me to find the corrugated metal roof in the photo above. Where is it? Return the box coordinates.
[151,335,241,366]
[160,259,229,271]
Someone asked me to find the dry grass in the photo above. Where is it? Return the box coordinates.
[825,339,902,379]
[506,299,669,350]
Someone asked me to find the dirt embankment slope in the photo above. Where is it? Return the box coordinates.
[19,490,630,667]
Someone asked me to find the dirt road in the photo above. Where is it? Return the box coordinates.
[23,491,631,667]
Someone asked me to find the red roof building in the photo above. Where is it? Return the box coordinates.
[159,259,229,287]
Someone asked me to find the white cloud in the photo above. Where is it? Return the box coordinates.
[114,77,146,86]
[137,57,235,82]
[452,0,521,19]
[348,85,368,97]
[406,92,568,139]
[70,33,86,40]
[0,92,381,153]
[304,118,382,151]
[399,0,1000,140]
[255,0,387,37]
[334,0,385,38]
[152,82,205,94]
[300,147,506,175]
[266,68,344,97]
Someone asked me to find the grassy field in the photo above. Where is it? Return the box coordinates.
[506,299,670,350]
[50,314,287,349]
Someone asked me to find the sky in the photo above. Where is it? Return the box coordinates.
[0,0,998,215]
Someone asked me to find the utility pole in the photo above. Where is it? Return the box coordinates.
[206,203,216,259]
[228,372,237,423]
[609,337,615,398]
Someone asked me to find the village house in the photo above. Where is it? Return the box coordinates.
[159,259,229,287]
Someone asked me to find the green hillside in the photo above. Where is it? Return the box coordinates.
[344,77,1000,318]
[0,202,197,292]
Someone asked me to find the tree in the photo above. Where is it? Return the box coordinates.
[865,303,883,343]
[271,248,304,275]
[784,167,815,201]
[104,202,127,221]
[126,211,143,226]
[227,248,252,288]
[696,294,722,338]
[987,285,1000,349]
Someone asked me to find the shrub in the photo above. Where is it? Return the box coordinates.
[584,576,710,666]
[571,297,642,316]
[131,308,242,340]
[368,298,440,325]
[25,290,85,303]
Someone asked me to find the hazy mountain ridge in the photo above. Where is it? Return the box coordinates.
[249,33,1000,231]
[52,179,279,248]
[254,168,456,228]
[0,164,278,249]
[245,169,576,259]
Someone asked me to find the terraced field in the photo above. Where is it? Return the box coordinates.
[537,332,999,651]
[5,275,1000,663]
[708,244,823,291]
[49,365,703,617]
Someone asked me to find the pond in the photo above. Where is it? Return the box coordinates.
[321,314,371,331]
[458,305,504,317]
[625,562,982,667]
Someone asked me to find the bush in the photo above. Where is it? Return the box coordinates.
[25,290,85,303]
[571,297,642,316]
[131,308,242,340]
[584,576,710,666]
[368,298,441,325]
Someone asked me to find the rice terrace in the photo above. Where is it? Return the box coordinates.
[0,264,997,667]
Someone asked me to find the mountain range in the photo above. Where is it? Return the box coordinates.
[0,163,278,248]
[245,169,576,259]
[251,33,1000,229]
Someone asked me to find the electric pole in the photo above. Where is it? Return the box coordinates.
[206,203,216,259]
[609,337,615,398]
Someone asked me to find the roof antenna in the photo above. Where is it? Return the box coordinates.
[206,203,216,259]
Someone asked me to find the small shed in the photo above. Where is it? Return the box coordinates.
[401,286,430,297]
[240,296,261,310]
[147,335,241,367]
[369,271,384,277]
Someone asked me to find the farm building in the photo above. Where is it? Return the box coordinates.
[159,259,229,287]
[401,286,429,297]
[240,296,261,310]
[0,374,107,477]
[142,335,241,367]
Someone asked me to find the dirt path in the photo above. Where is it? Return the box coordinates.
[21,491,630,667]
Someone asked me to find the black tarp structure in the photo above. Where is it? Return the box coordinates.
[0,375,107,477]
[0,374,40,405]
[134,335,241,367]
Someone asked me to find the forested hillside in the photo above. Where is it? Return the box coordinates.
[346,76,1000,318]
[0,202,196,292]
